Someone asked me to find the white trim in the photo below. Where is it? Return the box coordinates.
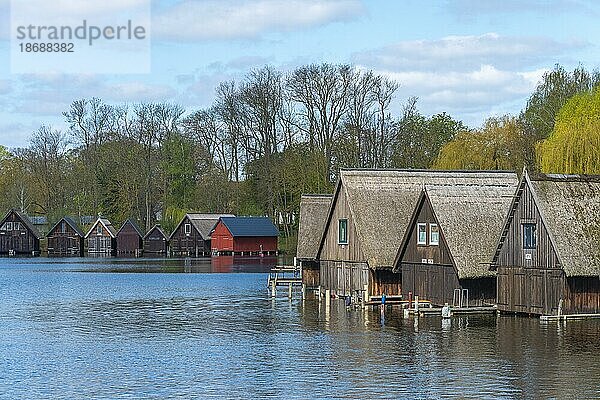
[337,218,348,245]
[417,223,427,245]
[429,223,439,246]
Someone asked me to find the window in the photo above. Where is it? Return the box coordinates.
[6,222,13,231]
[184,223,192,235]
[523,223,536,249]
[430,223,439,246]
[417,223,427,245]
[338,219,348,244]
[14,222,21,231]
[61,222,66,233]
[97,224,103,235]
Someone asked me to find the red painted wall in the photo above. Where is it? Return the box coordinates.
[211,221,278,252]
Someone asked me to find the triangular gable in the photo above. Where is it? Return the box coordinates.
[0,209,42,239]
[116,219,144,238]
[144,224,167,240]
[47,217,85,237]
[85,217,117,239]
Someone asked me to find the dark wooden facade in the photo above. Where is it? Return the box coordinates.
[0,210,41,256]
[116,219,144,256]
[46,217,84,256]
[86,218,117,256]
[492,175,600,315]
[397,194,495,306]
[169,214,213,257]
[143,225,168,256]
[210,217,278,255]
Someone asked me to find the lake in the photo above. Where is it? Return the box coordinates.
[0,257,598,399]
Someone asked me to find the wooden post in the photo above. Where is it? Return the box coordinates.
[415,295,419,312]
[363,284,369,304]
[325,289,331,308]
[271,280,276,297]
[288,283,293,299]
[302,284,306,299]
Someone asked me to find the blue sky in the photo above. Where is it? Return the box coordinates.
[0,0,599,148]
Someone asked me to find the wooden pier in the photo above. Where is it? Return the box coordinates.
[267,265,303,298]
[540,313,600,321]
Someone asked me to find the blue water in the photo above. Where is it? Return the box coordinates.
[0,257,598,399]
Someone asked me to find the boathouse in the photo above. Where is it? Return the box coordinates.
[211,216,278,255]
[316,169,519,298]
[297,194,332,288]
[46,217,84,256]
[85,217,117,256]
[393,179,517,307]
[170,213,234,257]
[491,172,600,316]
[143,224,168,256]
[116,219,144,256]
[0,209,41,256]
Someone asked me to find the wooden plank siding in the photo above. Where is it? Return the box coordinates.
[47,219,83,257]
[495,179,600,315]
[318,186,371,296]
[0,210,41,255]
[169,216,210,257]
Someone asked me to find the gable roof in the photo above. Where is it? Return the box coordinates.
[85,217,118,238]
[48,216,85,237]
[317,169,519,270]
[297,194,333,260]
[117,219,144,238]
[144,224,167,240]
[170,213,235,240]
[493,172,600,277]
[218,216,279,237]
[395,182,516,278]
[0,209,42,239]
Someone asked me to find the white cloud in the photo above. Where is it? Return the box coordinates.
[100,82,177,102]
[353,33,585,72]
[153,0,364,41]
[0,79,11,94]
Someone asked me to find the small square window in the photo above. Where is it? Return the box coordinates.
[184,223,192,235]
[338,219,348,244]
[6,222,13,231]
[430,223,439,246]
[523,223,536,249]
[417,223,427,245]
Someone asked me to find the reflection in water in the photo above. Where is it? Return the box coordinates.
[0,258,599,399]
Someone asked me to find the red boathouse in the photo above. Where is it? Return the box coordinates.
[211,217,278,256]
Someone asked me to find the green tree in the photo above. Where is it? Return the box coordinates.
[537,89,600,174]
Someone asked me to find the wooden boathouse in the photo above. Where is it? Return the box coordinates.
[85,217,117,256]
[491,172,600,316]
[297,194,333,288]
[46,217,84,256]
[170,213,234,257]
[394,178,518,307]
[143,224,168,256]
[211,216,278,255]
[0,209,41,256]
[116,219,144,256]
[316,169,519,298]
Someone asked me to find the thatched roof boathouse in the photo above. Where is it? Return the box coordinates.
[316,169,518,298]
[394,180,518,306]
[491,172,600,316]
[297,194,333,288]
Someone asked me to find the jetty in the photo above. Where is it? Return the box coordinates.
[267,265,303,298]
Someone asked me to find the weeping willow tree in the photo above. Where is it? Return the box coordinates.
[537,89,600,174]
[433,116,527,171]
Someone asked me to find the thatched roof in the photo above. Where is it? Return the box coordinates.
[319,169,518,269]
[412,183,515,278]
[48,216,85,237]
[525,173,600,277]
[297,194,332,260]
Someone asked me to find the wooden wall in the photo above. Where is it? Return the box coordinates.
[0,211,40,255]
[144,228,168,256]
[319,260,369,297]
[170,216,210,256]
[370,269,401,296]
[495,182,599,315]
[319,187,365,263]
[116,222,143,255]
[47,221,83,256]
[402,263,460,305]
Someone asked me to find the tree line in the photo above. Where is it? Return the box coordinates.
[0,63,597,251]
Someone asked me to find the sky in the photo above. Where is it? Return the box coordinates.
[0,0,599,148]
